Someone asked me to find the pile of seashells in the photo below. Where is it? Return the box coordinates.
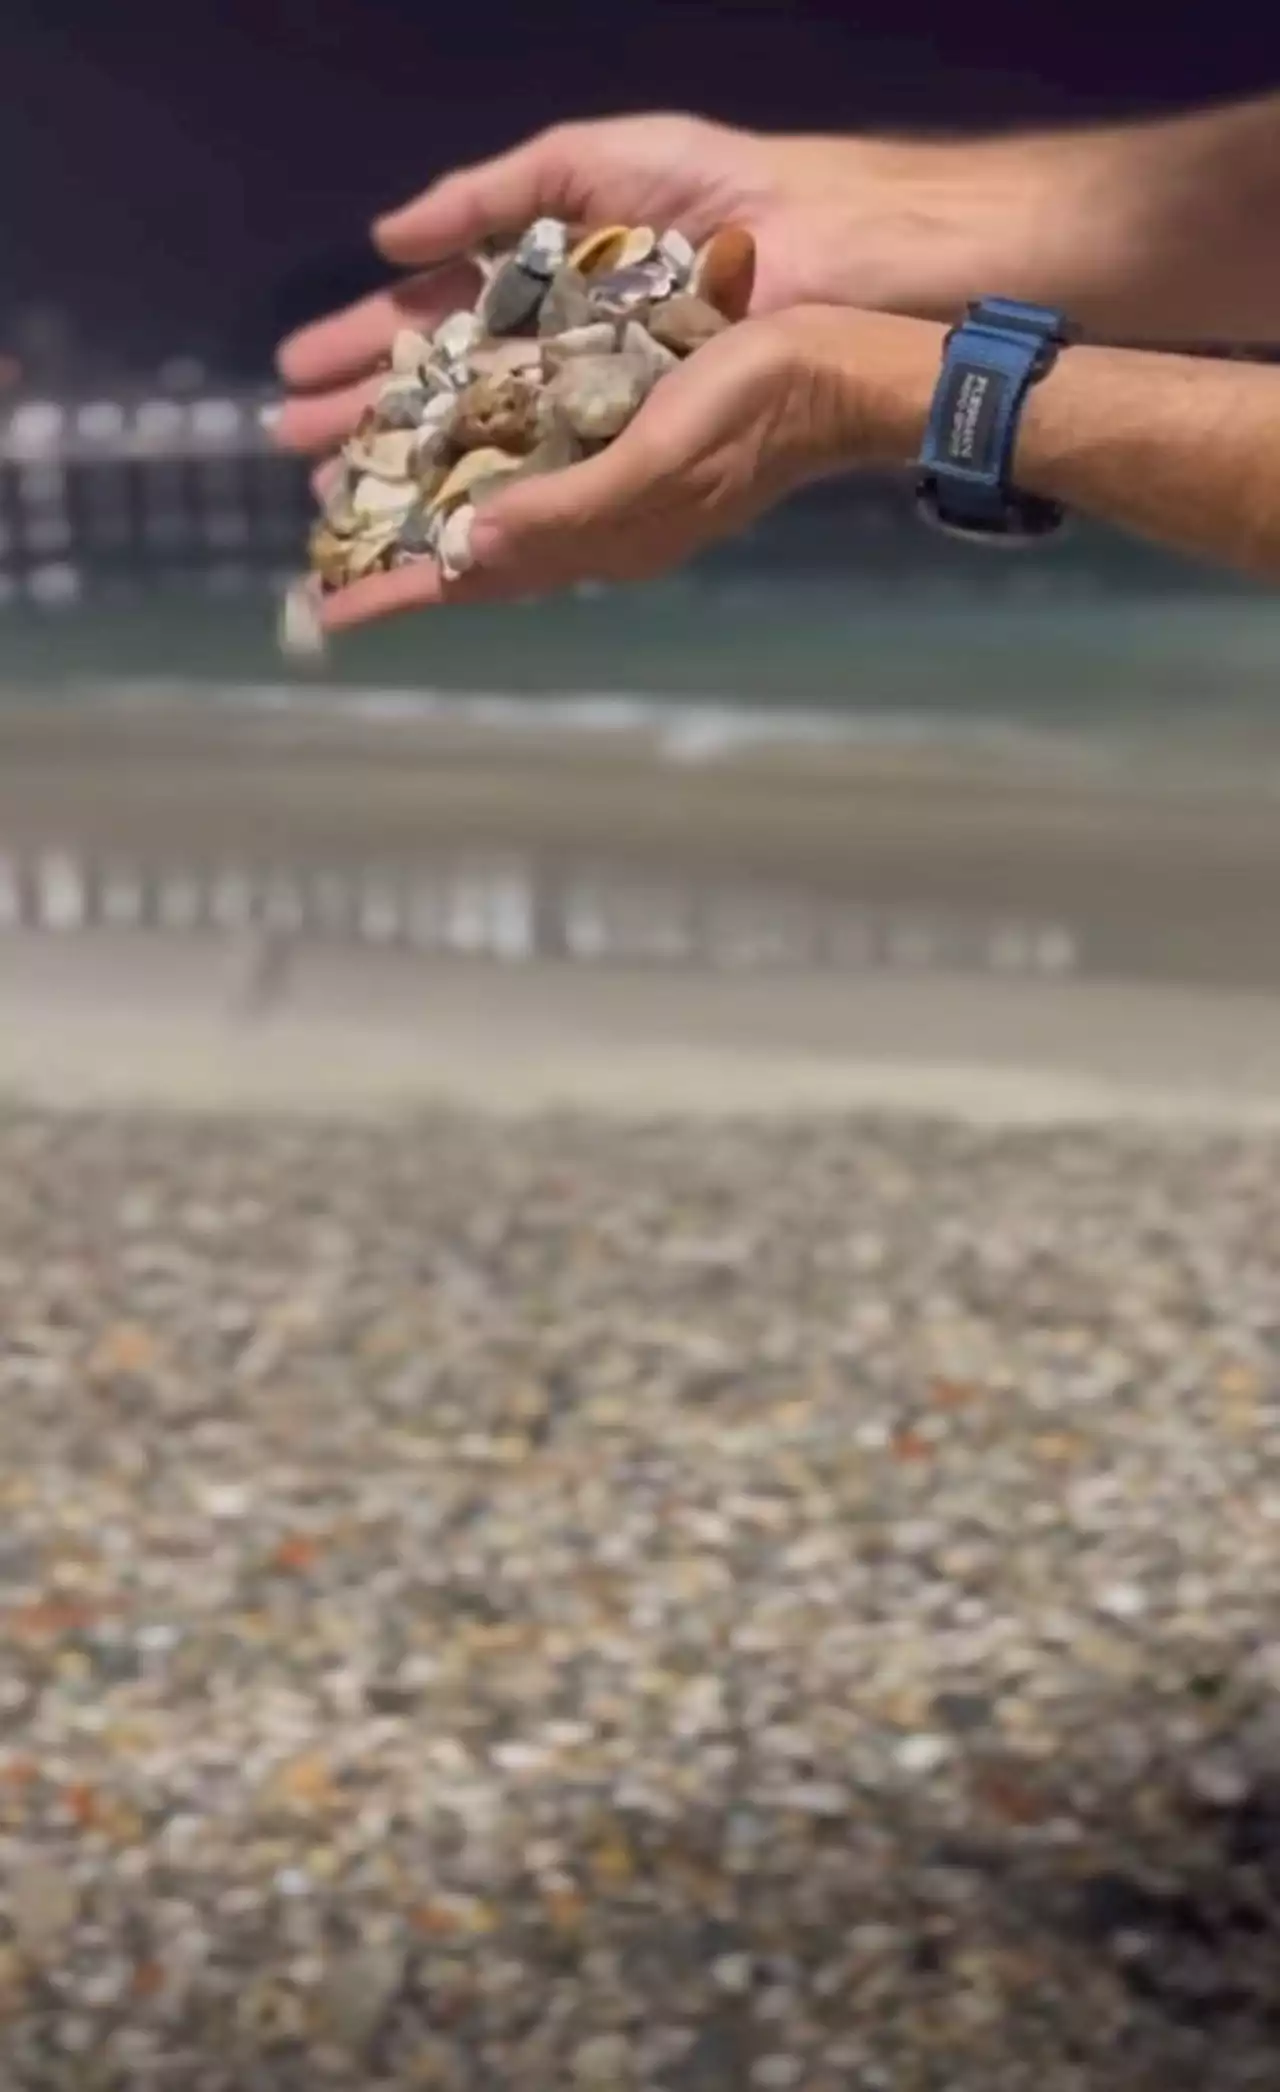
[279,219,755,656]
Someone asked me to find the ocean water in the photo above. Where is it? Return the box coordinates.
[3,568,1280,776]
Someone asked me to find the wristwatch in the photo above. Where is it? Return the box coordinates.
[916,297,1077,544]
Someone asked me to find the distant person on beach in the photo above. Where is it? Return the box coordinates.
[275,91,1280,631]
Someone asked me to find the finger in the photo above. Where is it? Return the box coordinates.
[276,258,478,391]
[469,423,676,581]
[374,129,581,268]
[272,375,381,456]
[318,558,525,632]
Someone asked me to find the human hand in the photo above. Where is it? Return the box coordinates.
[312,307,941,637]
[274,111,1096,458]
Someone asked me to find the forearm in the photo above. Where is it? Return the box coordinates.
[804,93,1280,345]
[800,309,1280,583]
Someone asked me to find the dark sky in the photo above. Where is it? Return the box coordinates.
[3,1,1278,371]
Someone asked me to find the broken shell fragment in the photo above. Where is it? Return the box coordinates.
[549,353,653,442]
[516,217,570,279]
[656,227,696,284]
[693,224,756,321]
[279,577,327,661]
[568,225,630,277]
[374,382,433,430]
[647,292,731,357]
[352,473,418,523]
[309,521,355,588]
[345,427,418,481]
[469,336,546,381]
[391,327,434,378]
[478,258,547,338]
[537,265,594,338]
[452,373,544,455]
[430,445,525,515]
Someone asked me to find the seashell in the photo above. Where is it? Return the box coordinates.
[437,503,477,580]
[395,501,441,560]
[345,527,399,580]
[548,353,654,442]
[568,225,630,277]
[346,428,418,481]
[616,225,658,268]
[434,309,483,358]
[537,265,594,338]
[516,217,570,279]
[646,291,731,357]
[478,258,546,338]
[469,337,545,380]
[352,473,418,523]
[279,577,327,659]
[540,322,620,370]
[373,382,432,430]
[656,227,696,285]
[391,327,433,377]
[429,446,525,516]
[692,225,756,321]
[452,373,543,455]
[621,319,680,382]
[309,521,355,588]
[586,264,669,320]
[321,479,361,539]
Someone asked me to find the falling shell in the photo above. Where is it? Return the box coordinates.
[279,578,326,661]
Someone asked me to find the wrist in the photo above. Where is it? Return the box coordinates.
[777,306,946,471]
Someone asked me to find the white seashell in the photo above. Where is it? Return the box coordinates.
[437,502,476,580]
[657,228,696,284]
[517,217,570,278]
[279,578,326,662]
[433,310,483,362]
[616,225,658,268]
[345,429,417,481]
[352,473,417,522]
[541,322,619,368]
[391,327,433,377]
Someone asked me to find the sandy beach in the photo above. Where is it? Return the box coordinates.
[1,692,1279,2086]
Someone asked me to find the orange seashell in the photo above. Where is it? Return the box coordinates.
[568,224,630,277]
[694,224,757,320]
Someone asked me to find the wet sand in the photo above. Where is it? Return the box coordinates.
[1,689,1280,993]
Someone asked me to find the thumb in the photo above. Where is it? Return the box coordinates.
[468,429,667,582]
[374,129,580,268]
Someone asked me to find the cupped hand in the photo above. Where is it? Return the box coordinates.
[313,309,863,636]
[272,112,1023,458]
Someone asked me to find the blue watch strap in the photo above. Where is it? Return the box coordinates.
[916,298,1075,542]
